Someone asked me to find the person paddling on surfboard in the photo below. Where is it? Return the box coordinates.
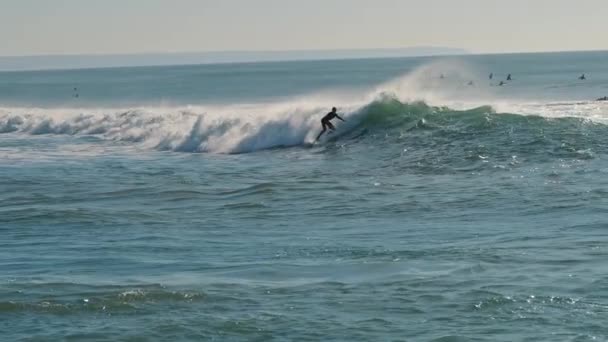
[316,107,345,141]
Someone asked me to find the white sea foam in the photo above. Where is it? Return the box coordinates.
[2,61,608,153]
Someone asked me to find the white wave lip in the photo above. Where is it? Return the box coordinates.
[0,101,362,154]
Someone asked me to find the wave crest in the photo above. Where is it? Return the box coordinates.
[1,92,606,154]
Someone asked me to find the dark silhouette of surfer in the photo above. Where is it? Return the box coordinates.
[489,73,493,80]
[506,74,512,81]
[579,74,586,80]
[316,107,345,141]
[597,96,608,101]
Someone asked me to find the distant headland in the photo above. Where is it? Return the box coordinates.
[0,47,468,72]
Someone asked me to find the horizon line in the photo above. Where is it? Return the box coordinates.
[3,47,608,59]
[0,46,468,59]
[1,48,607,73]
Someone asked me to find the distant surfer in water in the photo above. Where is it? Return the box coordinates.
[316,107,345,141]
[579,74,586,80]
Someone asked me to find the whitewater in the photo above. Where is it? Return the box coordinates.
[2,57,608,154]
[2,51,608,341]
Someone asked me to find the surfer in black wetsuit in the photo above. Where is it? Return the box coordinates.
[579,74,586,80]
[316,107,345,141]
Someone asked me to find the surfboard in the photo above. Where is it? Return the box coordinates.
[314,129,335,143]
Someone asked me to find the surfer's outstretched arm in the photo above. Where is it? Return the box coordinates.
[336,114,345,122]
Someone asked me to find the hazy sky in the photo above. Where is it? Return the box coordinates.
[1,0,607,56]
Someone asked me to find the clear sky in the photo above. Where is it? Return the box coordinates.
[1,0,607,56]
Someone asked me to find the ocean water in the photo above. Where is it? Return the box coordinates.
[2,51,608,341]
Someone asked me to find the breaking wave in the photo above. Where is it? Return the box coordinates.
[1,62,608,154]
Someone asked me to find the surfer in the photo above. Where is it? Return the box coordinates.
[579,74,586,80]
[489,73,493,80]
[596,96,608,101]
[316,107,345,141]
[506,74,512,81]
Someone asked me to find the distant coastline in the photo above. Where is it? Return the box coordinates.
[0,47,467,72]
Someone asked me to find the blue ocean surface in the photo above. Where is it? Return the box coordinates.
[2,51,608,341]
